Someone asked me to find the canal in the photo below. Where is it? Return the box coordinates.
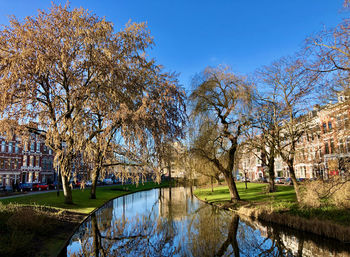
[64,187,350,256]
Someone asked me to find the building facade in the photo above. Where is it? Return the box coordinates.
[240,91,350,180]
[0,133,55,189]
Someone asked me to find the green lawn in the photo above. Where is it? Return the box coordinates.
[195,182,296,205]
[195,182,350,226]
[0,181,170,214]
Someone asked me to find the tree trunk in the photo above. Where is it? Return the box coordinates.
[61,173,73,204]
[90,167,100,199]
[224,171,240,201]
[288,163,301,202]
[268,157,276,193]
[211,176,214,192]
[91,213,101,257]
[215,174,221,185]
[215,215,240,257]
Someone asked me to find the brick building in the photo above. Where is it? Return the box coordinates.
[0,133,55,190]
[240,90,350,180]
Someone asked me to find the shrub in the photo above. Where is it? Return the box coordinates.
[331,180,350,208]
[301,177,350,208]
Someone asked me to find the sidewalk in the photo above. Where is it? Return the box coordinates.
[0,190,56,200]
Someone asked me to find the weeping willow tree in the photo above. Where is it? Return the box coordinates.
[0,3,186,204]
[82,68,186,199]
[189,66,253,202]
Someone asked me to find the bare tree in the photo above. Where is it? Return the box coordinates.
[244,92,283,192]
[305,18,350,101]
[189,66,253,202]
[258,56,319,202]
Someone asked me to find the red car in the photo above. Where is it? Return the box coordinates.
[33,183,49,191]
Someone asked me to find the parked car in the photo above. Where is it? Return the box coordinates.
[284,177,293,185]
[74,180,82,188]
[85,180,92,187]
[33,183,49,191]
[19,183,33,192]
[296,178,305,182]
[48,181,61,190]
[102,178,113,185]
[274,177,285,184]
[69,179,82,188]
[113,178,121,184]
[257,177,268,183]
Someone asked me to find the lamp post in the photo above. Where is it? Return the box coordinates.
[56,165,60,197]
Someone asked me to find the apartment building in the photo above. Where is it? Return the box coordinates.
[0,133,55,189]
[240,90,350,180]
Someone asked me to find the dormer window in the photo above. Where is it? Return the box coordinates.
[322,123,327,133]
[328,121,332,131]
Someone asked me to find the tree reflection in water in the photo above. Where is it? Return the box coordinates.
[68,196,178,256]
[66,188,350,257]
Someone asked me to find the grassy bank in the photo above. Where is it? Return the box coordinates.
[194,182,350,227]
[0,181,170,257]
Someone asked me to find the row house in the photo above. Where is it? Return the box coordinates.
[0,133,55,189]
[238,146,264,181]
[240,90,350,180]
[295,91,350,179]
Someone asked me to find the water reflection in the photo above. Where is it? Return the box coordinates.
[65,187,350,257]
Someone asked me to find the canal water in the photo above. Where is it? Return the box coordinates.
[64,187,350,256]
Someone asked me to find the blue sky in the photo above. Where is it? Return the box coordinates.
[0,0,347,91]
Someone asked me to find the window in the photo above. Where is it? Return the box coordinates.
[30,142,35,152]
[325,142,329,154]
[36,142,40,152]
[23,155,27,167]
[344,114,350,129]
[322,123,327,133]
[15,143,19,153]
[337,116,342,128]
[49,149,52,155]
[330,139,335,154]
[256,157,261,165]
[8,142,13,153]
[328,121,332,131]
[339,139,345,153]
[30,156,34,167]
[36,156,40,167]
[1,141,5,152]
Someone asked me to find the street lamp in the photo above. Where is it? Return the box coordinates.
[56,165,60,197]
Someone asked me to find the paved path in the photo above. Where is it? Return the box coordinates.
[0,190,57,200]
[0,184,118,200]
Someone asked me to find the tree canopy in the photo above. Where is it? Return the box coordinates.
[0,3,186,203]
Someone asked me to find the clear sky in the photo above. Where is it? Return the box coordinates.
[0,0,347,92]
